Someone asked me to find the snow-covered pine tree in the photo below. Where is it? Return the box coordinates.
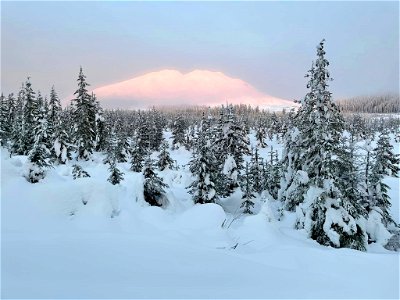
[171,114,186,149]
[278,111,307,210]
[48,86,62,147]
[184,125,196,151]
[265,146,281,200]
[95,101,107,152]
[148,108,164,151]
[187,113,218,204]
[130,138,145,172]
[108,160,125,185]
[358,138,374,209]
[336,137,366,219]
[104,126,119,164]
[61,105,76,148]
[143,156,169,207]
[368,130,399,227]
[157,141,174,171]
[240,162,256,214]
[23,101,52,183]
[115,128,131,163]
[53,127,72,164]
[137,113,151,151]
[48,86,62,128]
[347,114,367,142]
[72,164,90,179]
[0,93,10,146]
[89,92,98,141]
[72,67,96,160]
[214,105,250,197]
[255,118,267,148]
[222,154,239,197]
[223,105,250,167]
[21,78,38,154]
[270,112,280,139]
[105,128,125,185]
[212,107,226,165]
[37,92,53,152]
[10,86,25,155]
[293,40,367,250]
[249,147,264,194]
[6,93,16,129]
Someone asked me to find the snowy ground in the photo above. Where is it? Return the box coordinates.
[1,134,399,299]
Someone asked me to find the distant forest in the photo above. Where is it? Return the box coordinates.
[337,94,399,114]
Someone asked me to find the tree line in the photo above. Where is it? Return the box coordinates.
[337,94,399,114]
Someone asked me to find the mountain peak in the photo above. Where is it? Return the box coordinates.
[93,69,296,110]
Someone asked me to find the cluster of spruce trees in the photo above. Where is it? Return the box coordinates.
[1,41,398,251]
[279,40,399,251]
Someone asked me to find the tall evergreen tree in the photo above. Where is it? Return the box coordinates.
[23,102,52,183]
[148,108,164,151]
[72,67,96,160]
[137,113,151,151]
[249,147,264,194]
[287,40,367,250]
[368,131,399,227]
[95,101,107,152]
[214,105,250,197]
[0,94,10,146]
[265,147,281,200]
[187,114,218,204]
[336,137,366,219]
[48,86,62,143]
[21,78,38,154]
[217,105,250,167]
[240,162,256,214]
[10,85,25,155]
[171,114,186,149]
[255,118,267,148]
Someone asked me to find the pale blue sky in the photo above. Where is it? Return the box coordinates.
[1,1,399,101]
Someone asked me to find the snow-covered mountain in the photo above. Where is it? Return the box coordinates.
[93,69,297,110]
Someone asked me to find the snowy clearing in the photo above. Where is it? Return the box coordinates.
[1,135,399,299]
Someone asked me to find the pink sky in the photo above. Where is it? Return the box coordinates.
[93,69,296,110]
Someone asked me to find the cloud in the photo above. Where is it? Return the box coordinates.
[92,69,296,110]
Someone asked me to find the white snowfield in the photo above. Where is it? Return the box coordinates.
[1,135,399,299]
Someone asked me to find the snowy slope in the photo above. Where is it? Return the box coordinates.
[1,135,399,299]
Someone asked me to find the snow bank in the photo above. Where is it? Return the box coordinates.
[174,203,226,230]
[2,133,399,299]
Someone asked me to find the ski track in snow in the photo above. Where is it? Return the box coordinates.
[1,134,399,299]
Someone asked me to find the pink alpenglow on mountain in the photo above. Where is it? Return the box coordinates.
[94,70,296,110]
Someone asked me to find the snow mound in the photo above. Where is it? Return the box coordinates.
[174,203,226,230]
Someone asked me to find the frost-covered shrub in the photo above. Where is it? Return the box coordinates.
[284,170,309,212]
[366,208,393,245]
[384,230,400,252]
[23,161,46,183]
[143,158,169,207]
[72,164,90,179]
[297,183,367,251]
